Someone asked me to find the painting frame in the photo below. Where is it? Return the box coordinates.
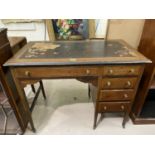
[46,19,108,41]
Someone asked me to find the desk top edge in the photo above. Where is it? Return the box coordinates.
[4,39,151,67]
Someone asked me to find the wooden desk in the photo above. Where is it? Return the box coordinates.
[4,40,150,132]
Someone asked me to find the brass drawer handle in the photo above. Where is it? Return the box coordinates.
[104,106,107,110]
[124,94,128,98]
[130,69,135,73]
[108,69,113,74]
[86,69,90,74]
[121,105,125,110]
[126,81,131,87]
[25,71,30,77]
[106,81,111,87]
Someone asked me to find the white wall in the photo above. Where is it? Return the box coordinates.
[0,20,49,41]
[95,19,108,38]
[107,19,145,49]
[0,20,108,41]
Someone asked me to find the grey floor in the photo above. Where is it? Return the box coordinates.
[25,79,155,135]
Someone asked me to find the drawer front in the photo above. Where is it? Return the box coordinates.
[15,66,100,78]
[97,102,130,112]
[104,65,141,76]
[99,90,134,101]
[101,77,137,89]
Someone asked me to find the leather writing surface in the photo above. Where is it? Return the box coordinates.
[20,40,133,59]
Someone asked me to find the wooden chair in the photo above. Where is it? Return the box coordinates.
[0,28,46,134]
[0,84,9,134]
[0,82,14,134]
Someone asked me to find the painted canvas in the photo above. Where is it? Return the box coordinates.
[52,19,88,40]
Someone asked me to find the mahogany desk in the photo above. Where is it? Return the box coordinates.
[4,40,150,133]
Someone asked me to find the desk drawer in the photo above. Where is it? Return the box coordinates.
[14,66,100,78]
[101,77,137,89]
[104,65,141,76]
[99,90,134,101]
[97,102,130,112]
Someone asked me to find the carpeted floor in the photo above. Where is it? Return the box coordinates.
[25,79,155,135]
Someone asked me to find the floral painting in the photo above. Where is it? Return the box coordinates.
[52,19,88,40]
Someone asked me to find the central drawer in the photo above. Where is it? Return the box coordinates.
[14,66,101,78]
[101,77,137,89]
[99,89,134,101]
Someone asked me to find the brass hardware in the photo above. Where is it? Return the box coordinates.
[104,106,107,110]
[86,69,90,74]
[107,81,111,87]
[25,71,30,77]
[124,94,128,98]
[121,105,125,110]
[69,58,77,62]
[126,81,131,87]
[108,69,113,74]
[130,69,135,73]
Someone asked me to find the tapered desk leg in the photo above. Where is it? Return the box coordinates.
[93,110,98,129]
[39,81,46,99]
[88,84,91,99]
[122,112,129,128]
[11,70,36,133]
[31,84,36,93]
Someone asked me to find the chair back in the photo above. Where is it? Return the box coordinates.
[0,28,13,66]
[0,28,19,103]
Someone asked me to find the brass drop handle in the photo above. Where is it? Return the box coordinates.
[104,106,107,110]
[25,71,30,77]
[124,94,128,98]
[121,105,125,110]
[108,69,113,74]
[126,81,131,87]
[106,81,111,87]
[86,69,90,74]
[130,69,135,73]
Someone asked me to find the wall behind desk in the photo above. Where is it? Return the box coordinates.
[107,19,145,49]
[0,19,145,49]
[0,20,49,41]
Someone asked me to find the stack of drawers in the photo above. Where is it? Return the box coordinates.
[94,64,144,128]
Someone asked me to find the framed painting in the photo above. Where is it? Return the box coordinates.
[46,19,109,41]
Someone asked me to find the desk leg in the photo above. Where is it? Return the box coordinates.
[122,112,129,128]
[31,84,36,93]
[11,70,36,133]
[39,81,46,99]
[93,110,98,129]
